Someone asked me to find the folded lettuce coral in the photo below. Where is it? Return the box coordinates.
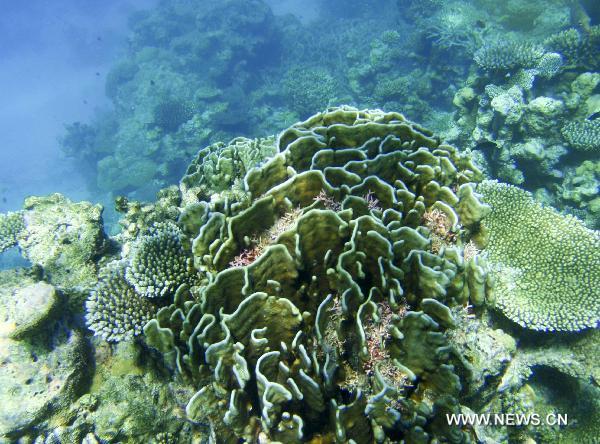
[478,180,600,332]
[142,106,493,442]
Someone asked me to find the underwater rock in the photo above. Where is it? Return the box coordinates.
[17,194,105,289]
[448,310,516,405]
[5,282,62,340]
[0,271,91,440]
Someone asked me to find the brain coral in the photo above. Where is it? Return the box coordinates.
[143,106,492,442]
[478,180,600,331]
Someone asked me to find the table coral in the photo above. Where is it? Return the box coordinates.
[478,180,600,331]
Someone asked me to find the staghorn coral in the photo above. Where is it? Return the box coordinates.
[125,222,194,299]
[0,211,24,253]
[143,106,492,442]
[86,262,157,343]
[561,119,600,153]
[544,26,600,70]
[474,40,545,72]
[478,180,600,331]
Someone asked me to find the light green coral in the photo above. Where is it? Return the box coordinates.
[478,180,600,331]
[474,40,545,72]
[142,106,491,442]
[0,211,24,253]
[179,136,276,210]
[86,262,157,342]
[125,222,194,298]
[561,120,600,153]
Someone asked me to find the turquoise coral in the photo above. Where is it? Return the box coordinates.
[478,180,600,332]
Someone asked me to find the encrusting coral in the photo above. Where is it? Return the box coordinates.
[478,180,600,332]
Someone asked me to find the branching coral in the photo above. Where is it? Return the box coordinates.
[478,180,600,331]
[125,222,194,298]
[561,120,600,153]
[86,262,157,342]
[0,211,24,253]
[474,40,545,72]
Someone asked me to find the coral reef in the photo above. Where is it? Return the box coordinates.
[3,103,600,441]
[0,211,24,253]
[451,31,600,227]
[16,194,105,289]
[142,106,493,442]
[478,180,600,331]
[0,269,92,440]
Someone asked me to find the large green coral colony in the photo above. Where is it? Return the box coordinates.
[141,106,493,442]
[478,180,600,332]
